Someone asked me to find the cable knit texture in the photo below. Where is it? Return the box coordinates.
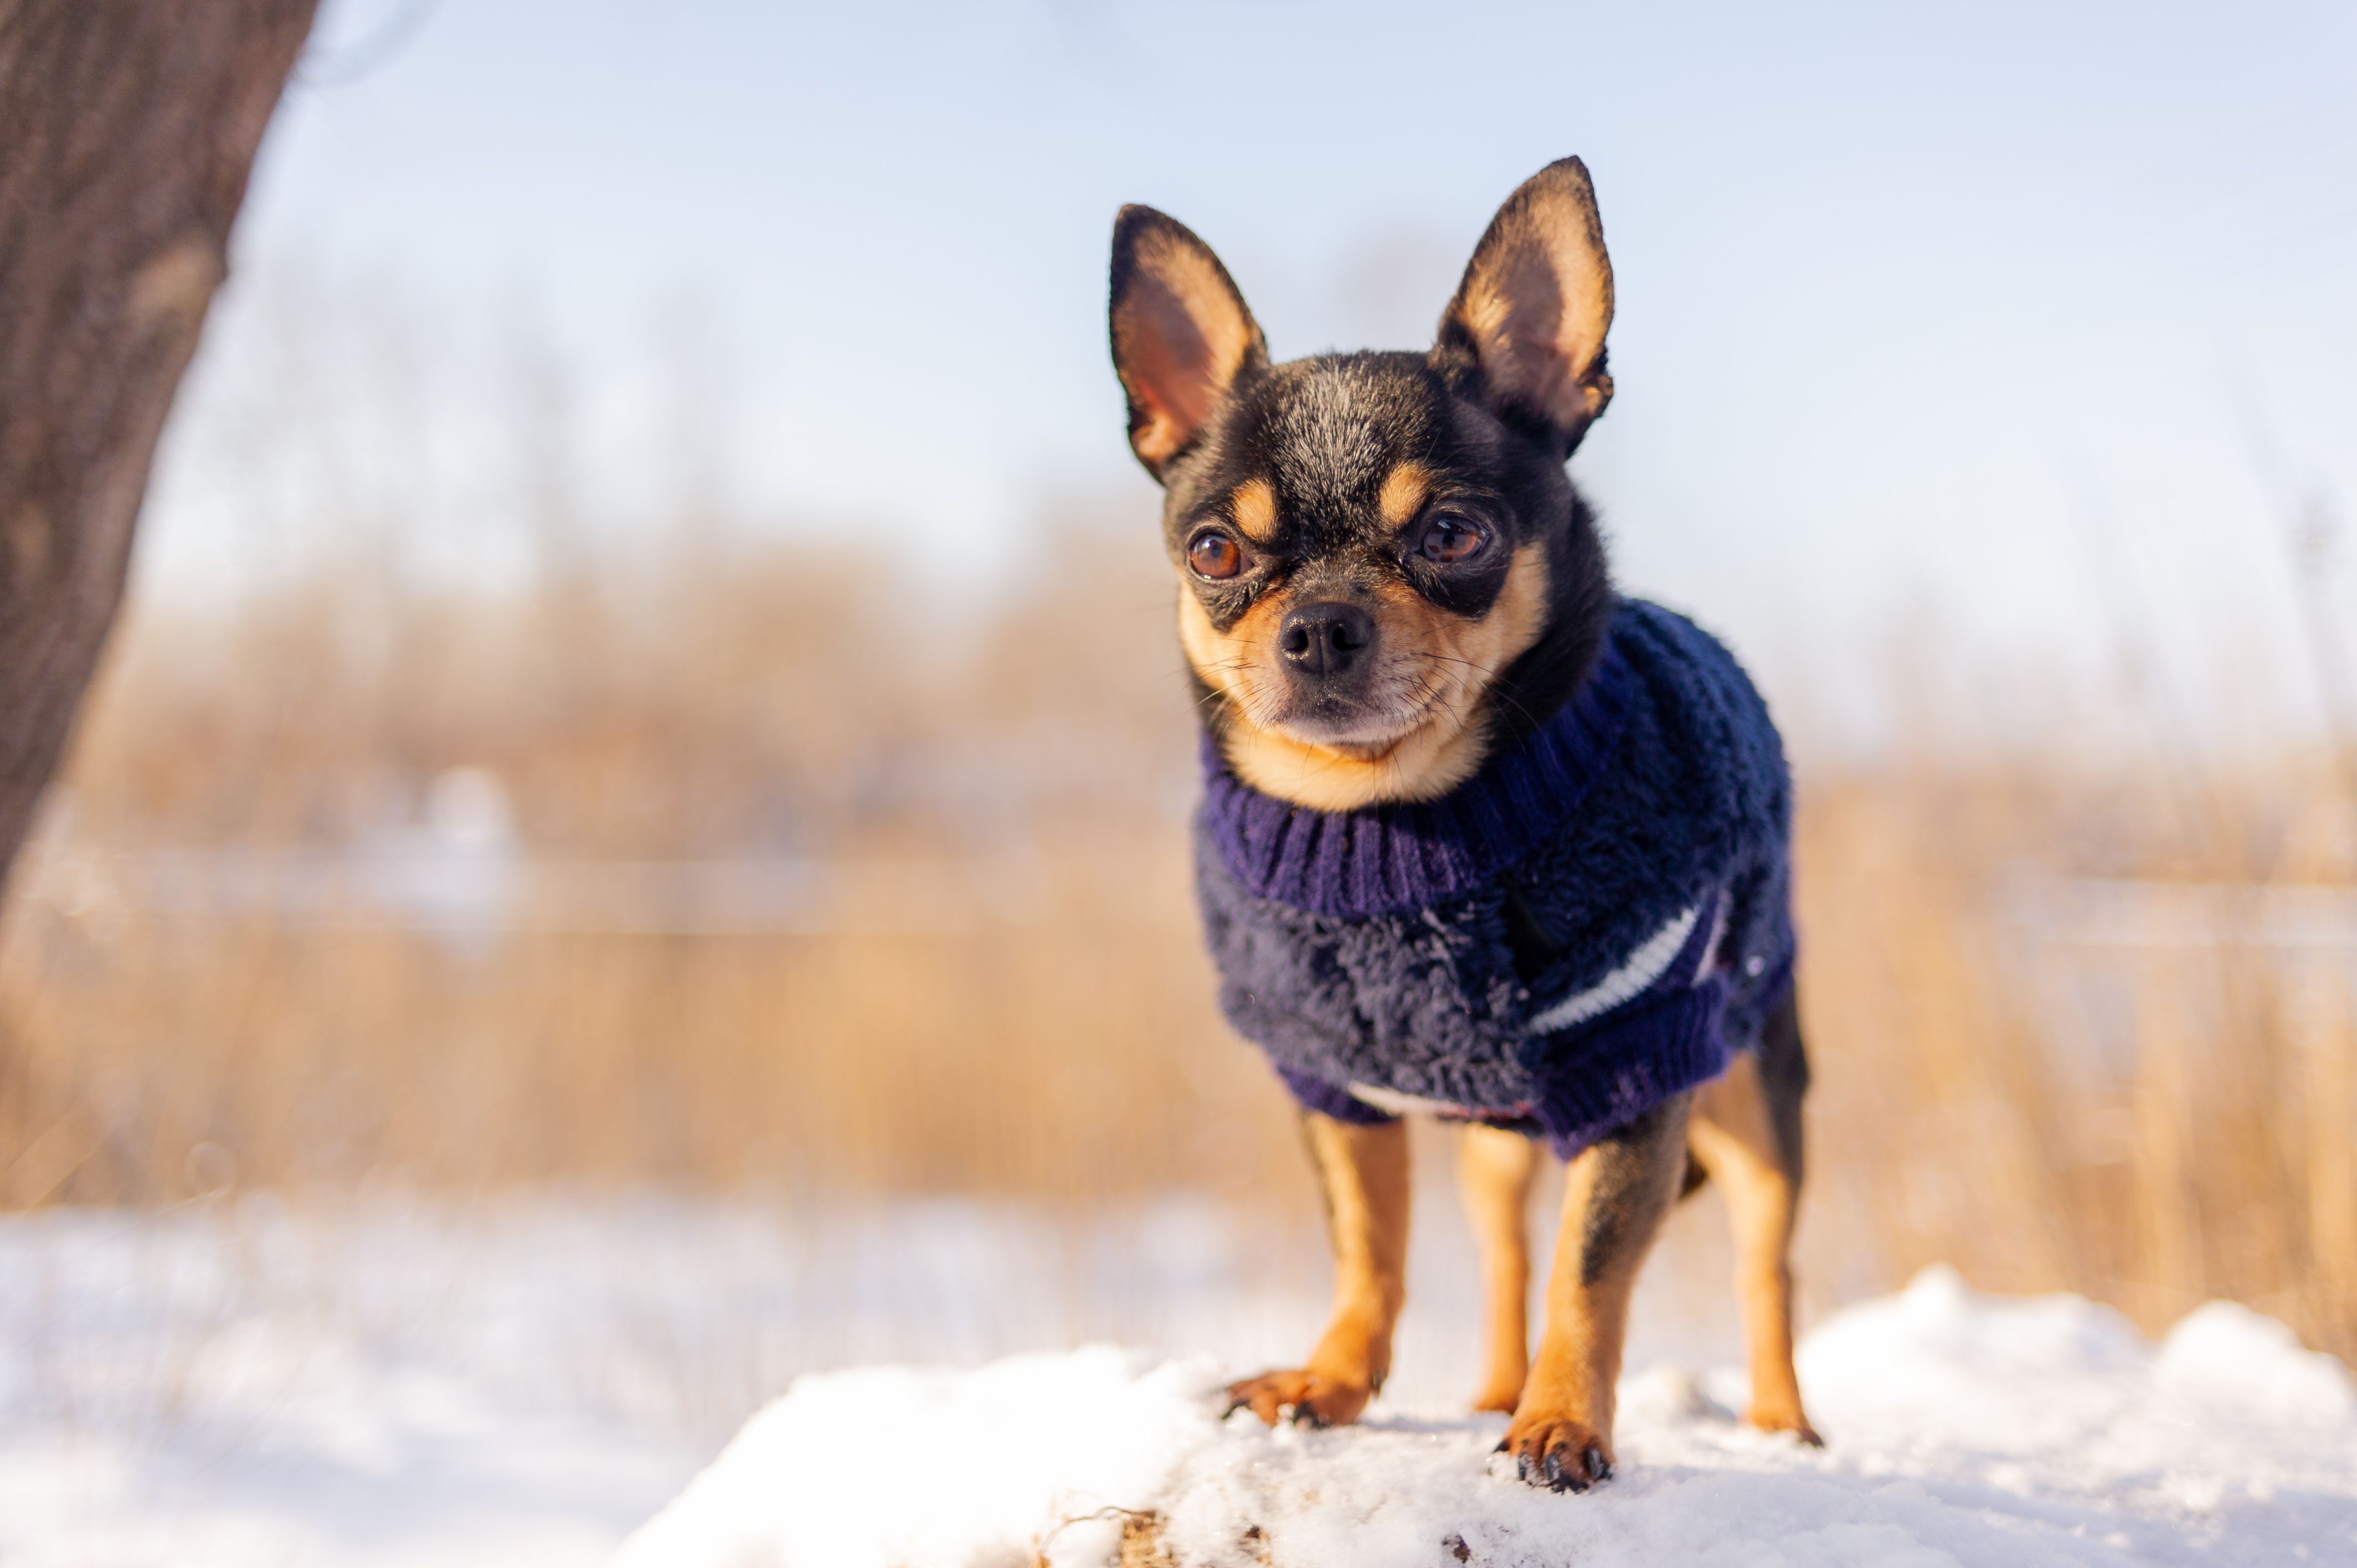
[1195,598,1795,1158]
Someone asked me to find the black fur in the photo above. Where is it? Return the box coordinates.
[1572,1096,1691,1290]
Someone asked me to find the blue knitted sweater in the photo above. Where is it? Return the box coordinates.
[1194,598,1794,1159]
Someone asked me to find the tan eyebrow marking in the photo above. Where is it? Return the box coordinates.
[1378,462,1432,528]
[1228,476,1278,543]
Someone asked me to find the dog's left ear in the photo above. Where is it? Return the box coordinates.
[1438,157,1617,447]
[1109,206,1268,481]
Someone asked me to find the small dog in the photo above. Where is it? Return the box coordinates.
[1107,158,1819,1490]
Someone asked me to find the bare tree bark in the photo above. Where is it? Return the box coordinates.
[0,0,318,888]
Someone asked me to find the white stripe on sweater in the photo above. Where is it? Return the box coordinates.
[1525,903,1701,1035]
[1345,1080,1539,1119]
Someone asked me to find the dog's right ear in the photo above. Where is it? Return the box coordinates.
[1109,207,1267,481]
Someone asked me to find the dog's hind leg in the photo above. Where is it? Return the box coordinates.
[1686,997,1820,1443]
[1459,1122,1542,1413]
[1225,1113,1410,1427]
[1503,1096,1690,1489]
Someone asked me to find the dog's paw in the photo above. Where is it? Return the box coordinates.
[1222,1368,1372,1428]
[1747,1405,1824,1447]
[1496,1412,1614,1492]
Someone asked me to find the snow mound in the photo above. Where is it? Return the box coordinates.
[617,1268,2357,1568]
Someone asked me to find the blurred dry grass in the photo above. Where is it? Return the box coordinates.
[1798,761,2357,1356]
[0,311,2350,1361]
[0,520,1309,1206]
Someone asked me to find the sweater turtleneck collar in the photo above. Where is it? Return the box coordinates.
[1197,613,1638,920]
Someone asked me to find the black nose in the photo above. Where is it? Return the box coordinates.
[1278,601,1374,678]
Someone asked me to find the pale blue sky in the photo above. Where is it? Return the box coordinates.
[148,0,2357,739]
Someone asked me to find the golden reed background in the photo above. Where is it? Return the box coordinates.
[2,513,2351,1360]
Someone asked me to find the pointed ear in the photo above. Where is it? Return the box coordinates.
[1438,157,1616,444]
[1109,206,1267,480]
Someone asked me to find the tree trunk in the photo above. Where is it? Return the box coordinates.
[0,0,318,888]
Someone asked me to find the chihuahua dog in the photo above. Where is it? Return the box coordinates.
[1107,158,1819,1490]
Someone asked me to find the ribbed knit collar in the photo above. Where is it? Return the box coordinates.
[1198,613,1638,919]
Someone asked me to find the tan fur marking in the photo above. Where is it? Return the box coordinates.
[1689,1055,1819,1442]
[1180,541,1551,811]
[1114,228,1260,468]
[1377,463,1432,529]
[1178,589,1286,716]
[1226,1115,1411,1427]
[1228,476,1277,544]
[1459,1123,1542,1414]
[1457,242,1612,430]
[1449,162,1616,433]
[1217,723,1485,813]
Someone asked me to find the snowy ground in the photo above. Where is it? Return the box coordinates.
[0,1188,1499,1567]
[628,1271,2357,1567]
[3,1194,2351,1567]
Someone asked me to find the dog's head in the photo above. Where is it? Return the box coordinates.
[1109,159,1619,812]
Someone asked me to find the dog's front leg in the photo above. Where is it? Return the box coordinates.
[1459,1122,1543,1414]
[1226,1113,1409,1427]
[1502,1095,1690,1489]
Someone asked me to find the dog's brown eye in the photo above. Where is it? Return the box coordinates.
[1190,532,1244,580]
[1418,513,1489,565]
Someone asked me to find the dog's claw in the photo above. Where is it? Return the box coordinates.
[1500,1414,1612,1493]
[1544,1447,1589,1493]
[1748,1409,1826,1448]
[1223,1368,1372,1429]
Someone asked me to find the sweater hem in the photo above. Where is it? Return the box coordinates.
[1532,980,1733,1159]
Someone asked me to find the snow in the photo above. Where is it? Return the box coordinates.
[622,1266,2357,1568]
[4,1195,2351,1567]
[0,1196,709,1567]
[0,1190,1396,1566]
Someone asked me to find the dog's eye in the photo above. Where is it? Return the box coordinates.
[1188,531,1244,580]
[1417,512,1490,566]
